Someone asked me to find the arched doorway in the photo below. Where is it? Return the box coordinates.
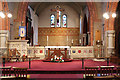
[83,14,88,46]
[26,9,33,45]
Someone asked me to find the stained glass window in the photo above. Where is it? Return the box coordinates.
[51,14,55,27]
[51,6,67,27]
[63,14,67,27]
[57,11,61,27]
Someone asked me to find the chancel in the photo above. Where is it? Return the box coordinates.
[0,0,120,80]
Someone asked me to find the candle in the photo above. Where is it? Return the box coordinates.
[54,55,56,59]
[79,39,81,43]
[72,39,73,43]
[67,36,68,41]
[47,36,48,41]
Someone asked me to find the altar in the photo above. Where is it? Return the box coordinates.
[44,46,94,60]
[44,46,71,61]
[45,46,71,55]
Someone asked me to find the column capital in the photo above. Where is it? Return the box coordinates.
[106,30,115,37]
[0,30,9,33]
[107,30,115,34]
[83,33,87,37]
[0,30,9,37]
[87,32,90,34]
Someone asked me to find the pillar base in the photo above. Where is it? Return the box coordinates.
[107,47,114,57]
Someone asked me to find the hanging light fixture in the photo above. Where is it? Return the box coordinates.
[0,4,12,18]
[103,2,116,19]
[112,13,116,18]
[0,11,5,18]
[103,12,109,19]
[7,13,12,18]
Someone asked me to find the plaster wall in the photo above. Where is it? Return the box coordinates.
[38,3,79,27]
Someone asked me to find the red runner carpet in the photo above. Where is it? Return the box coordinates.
[4,59,117,79]
[5,59,117,70]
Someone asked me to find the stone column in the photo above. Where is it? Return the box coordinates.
[0,30,9,48]
[0,30,9,57]
[107,30,115,57]
[83,34,87,46]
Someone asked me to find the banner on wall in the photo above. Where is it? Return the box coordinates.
[19,26,26,37]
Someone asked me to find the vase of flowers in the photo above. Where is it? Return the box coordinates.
[51,55,64,63]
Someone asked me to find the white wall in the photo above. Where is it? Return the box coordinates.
[8,2,19,40]
[38,3,80,27]
[28,6,38,45]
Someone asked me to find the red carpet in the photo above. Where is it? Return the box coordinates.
[3,59,118,79]
[4,59,117,71]
[29,74,83,78]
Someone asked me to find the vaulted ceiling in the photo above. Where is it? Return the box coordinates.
[29,2,87,16]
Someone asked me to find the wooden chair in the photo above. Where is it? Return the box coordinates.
[0,66,11,76]
[9,48,21,62]
[116,66,120,75]
[0,66,16,80]
[85,66,99,79]
[100,66,114,76]
[13,67,28,80]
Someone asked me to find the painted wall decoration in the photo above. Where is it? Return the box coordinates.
[78,50,81,53]
[70,46,94,59]
[38,27,79,46]
[27,47,45,59]
[89,50,92,53]
[83,50,87,53]
[34,49,38,53]
[19,26,26,37]
[40,50,43,53]
[72,50,76,53]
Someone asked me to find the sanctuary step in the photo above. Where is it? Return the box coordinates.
[43,59,72,62]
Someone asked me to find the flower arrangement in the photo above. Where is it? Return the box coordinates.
[51,55,64,63]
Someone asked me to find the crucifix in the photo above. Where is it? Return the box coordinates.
[51,5,65,27]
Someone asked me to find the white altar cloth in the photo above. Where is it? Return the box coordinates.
[45,46,70,48]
